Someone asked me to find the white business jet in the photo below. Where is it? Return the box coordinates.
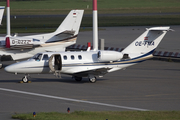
[5,26,171,83]
[0,6,5,25]
[0,1,84,67]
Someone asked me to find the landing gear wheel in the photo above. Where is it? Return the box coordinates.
[22,76,28,83]
[0,63,2,69]
[74,76,82,82]
[89,77,96,83]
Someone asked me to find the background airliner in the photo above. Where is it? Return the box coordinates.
[5,27,171,83]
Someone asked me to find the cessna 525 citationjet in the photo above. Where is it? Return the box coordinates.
[5,27,172,83]
[0,5,84,67]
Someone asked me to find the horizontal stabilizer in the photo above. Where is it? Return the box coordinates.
[147,27,172,31]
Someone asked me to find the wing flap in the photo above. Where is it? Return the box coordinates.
[70,67,111,77]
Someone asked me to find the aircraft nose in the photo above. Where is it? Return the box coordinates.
[5,65,15,73]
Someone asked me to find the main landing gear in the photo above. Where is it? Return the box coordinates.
[74,76,82,82]
[88,76,96,83]
[73,75,97,83]
[0,63,2,69]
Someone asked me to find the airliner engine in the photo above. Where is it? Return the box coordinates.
[97,51,123,62]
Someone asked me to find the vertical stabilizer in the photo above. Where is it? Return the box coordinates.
[54,10,84,36]
[122,27,171,58]
[93,0,98,51]
[0,6,5,25]
[6,0,11,36]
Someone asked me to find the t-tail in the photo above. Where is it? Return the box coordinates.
[54,10,84,36]
[122,27,171,60]
[44,10,84,43]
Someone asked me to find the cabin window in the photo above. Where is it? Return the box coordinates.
[42,54,48,60]
[71,55,75,60]
[63,55,67,60]
[78,55,82,60]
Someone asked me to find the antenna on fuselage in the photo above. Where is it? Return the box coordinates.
[93,0,98,51]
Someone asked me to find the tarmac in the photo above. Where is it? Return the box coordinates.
[0,26,180,119]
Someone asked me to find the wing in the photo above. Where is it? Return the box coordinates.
[70,67,112,77]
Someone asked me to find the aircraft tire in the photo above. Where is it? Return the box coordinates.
[0,64,2,69]
[74,76,82,82]
[22,76,28,83]
[89,77,96,83]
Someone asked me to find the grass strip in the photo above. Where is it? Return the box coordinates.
[0,0,179,33]
[1,0,180,11]
[12,111,180,120]
[2,7,180,15]
[1,0,180,15]
[0,15,179,34]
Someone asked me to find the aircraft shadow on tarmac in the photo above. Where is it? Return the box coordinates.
[0,76,108,84]
[164,68,180,71]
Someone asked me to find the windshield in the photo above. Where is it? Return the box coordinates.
[32,53,42,61]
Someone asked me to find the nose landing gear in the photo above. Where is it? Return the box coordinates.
[21,75,31,83]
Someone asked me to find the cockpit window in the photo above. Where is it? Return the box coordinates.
[42,54,49,60]
[32,53,42,61]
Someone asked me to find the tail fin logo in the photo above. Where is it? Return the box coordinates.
[73,13,77,17]
[144,37,148,40]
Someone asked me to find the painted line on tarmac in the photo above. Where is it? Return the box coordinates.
[0,87,149,111]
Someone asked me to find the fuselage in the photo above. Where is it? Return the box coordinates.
[0,35,76,61]
[5,50,153,77]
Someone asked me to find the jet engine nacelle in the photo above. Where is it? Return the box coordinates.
[97,51,123,62]
[6,37,34,49]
